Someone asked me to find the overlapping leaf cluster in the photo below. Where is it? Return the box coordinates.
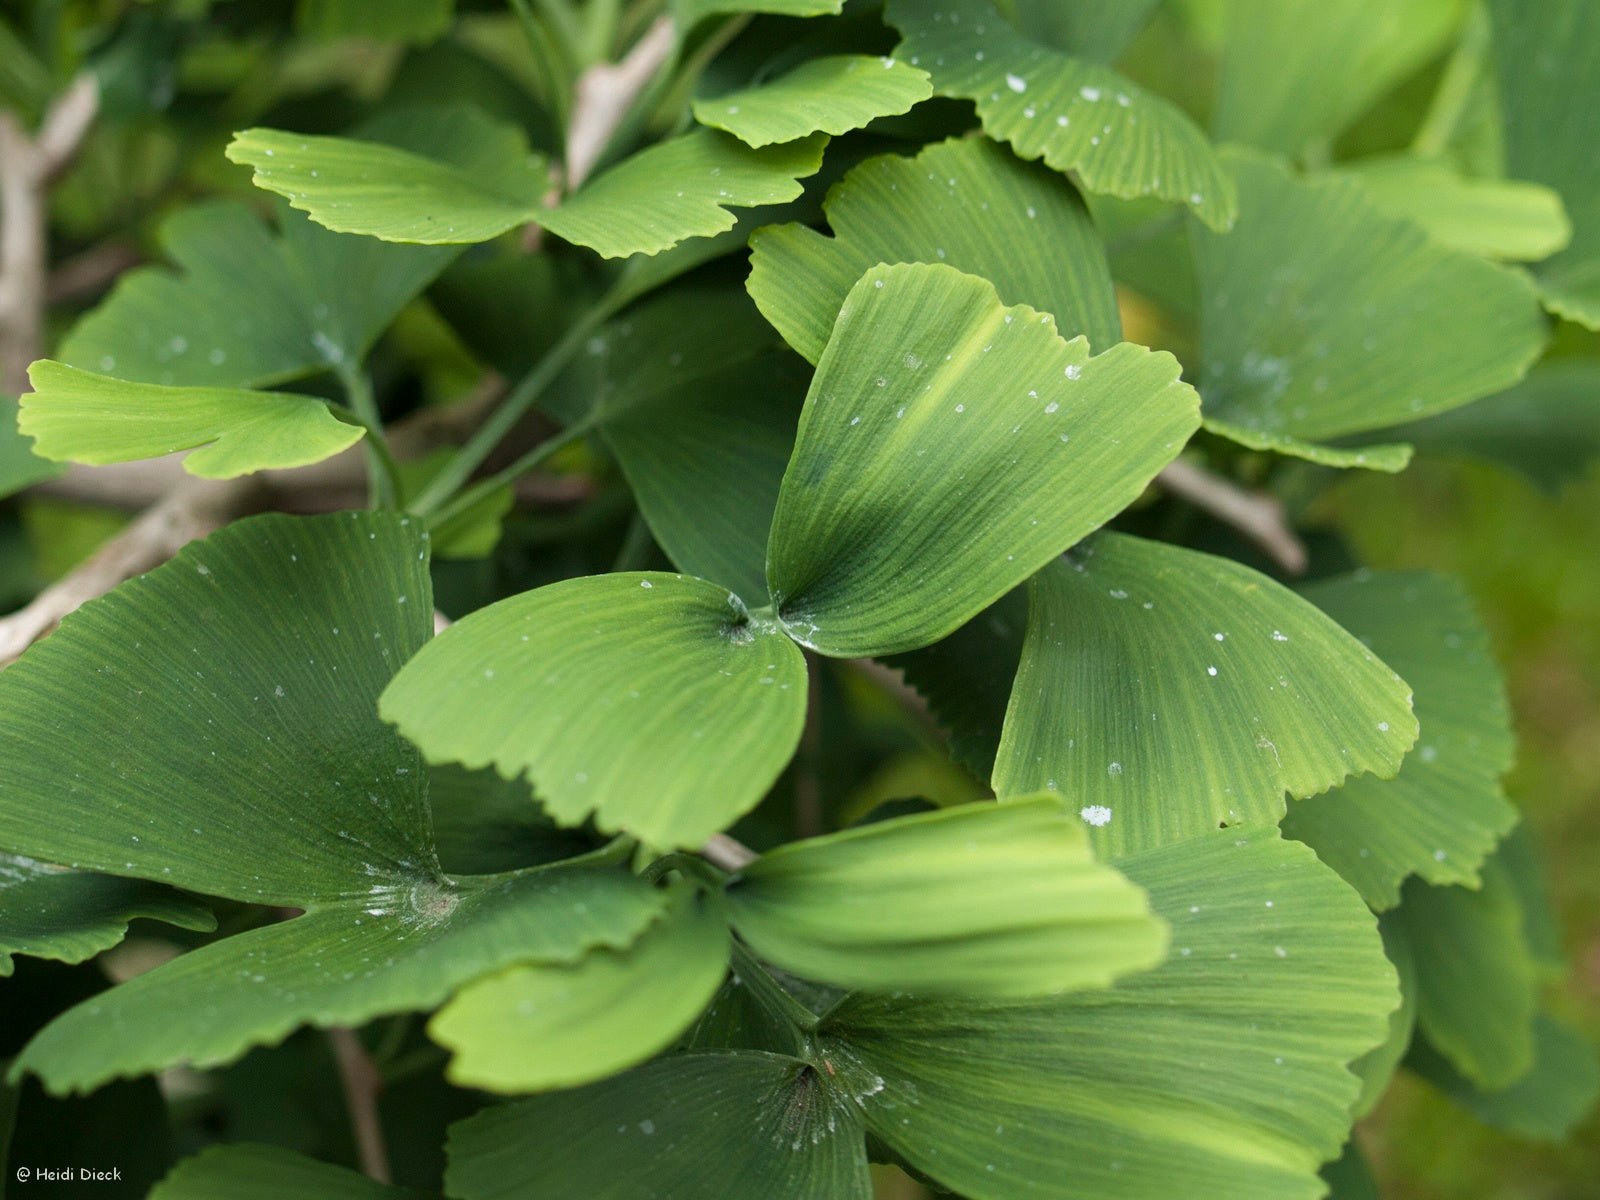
[1,1,1596,1197]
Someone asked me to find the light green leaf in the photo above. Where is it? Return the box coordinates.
[431,887,730,1092]
[766,263,1198,658]
[539,130,828,259]
[58,201,454,389]
[1488,0,1600,327]
[1409,1014,1600,1142]
[0,512,667,1093]
[726,797,1165,997]
[1004,0,1162,61]
[748,135,1121,365]
[21,363,364,479]
[693,55,931,148]
[887,0,1236,229]
[448,1052,870,1200]
[381,572,808,849]
[226,116,550,246]
[0,854,214,976]
[1196,151,1547,459]
[1213,0,1464,155]
[1340,156,1571,262]
[151,1144,429,1199]
[821,826,1397,1200]
[588,285,808,604]
[1377,357,1600,496]
[1283,571,1516,910]
[672,0,843,30]
[1202,419,1415,474]
[0,395,62,498]
[993,536,1418,857]
[1387,862,1538,1089]
[296,0,453,44]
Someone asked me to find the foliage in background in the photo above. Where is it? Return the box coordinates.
[1,1,1598,1198]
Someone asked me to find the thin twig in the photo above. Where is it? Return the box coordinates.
[0,74,98,392]
[701,834,757,873]
[564,15,676,191]
[327,1027,393,1185]
[1157,460,1308,575]
[0,475,263,664]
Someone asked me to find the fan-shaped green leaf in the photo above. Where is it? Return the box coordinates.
[1488,0,1600,327]
[446,1051,871,1200]
[151,1144,429,1199]
[1374,361,1600,494]
[14,866,661,1096]
[1409,1013,1600,1142]
[1283,571,1516,910]
[431,887,729,1092]
[0,396,62,498]
[693,55,931,148]
[227,116,549,245]
[748,135,1120,364]
[993,536,1417,857]
[766,263,1198,658]
[673,0,842,29]
[1204,420,1415,473]
[725,797,1164,997]
[297,0,453,44]
[886,0,1236,229]
[1387,862,1538,1089]
[380,572,808,849]
[1340,157,1571,262]
[1196,151,1547,461]
[820,826,1397,1200]
[0,855,213,976]
[1213,0,1465,156]
[1006,0,1161,61]
[20,363,364,478]
[58,201,454,389]
[587,285,808,604]
[539,130,828,259]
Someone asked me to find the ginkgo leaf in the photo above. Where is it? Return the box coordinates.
[766,263,1198,658]
[1488,0,1600,327]
[1386,862,1538,1090]
[1373,361,1600,494]
[748,135,1120,365]
[380,572,808,850]
[820,826,1397,1200]
[1203,420,1415,473]
[586,285,809,604]
[430,887,730,1092]
[1007,0,1161,61]
[538,130,828,259]
[21,363,364,479]
[693,55,931,148]
[1283,571,1516,910]
[0,512,666,1093]
[1409,1014,1600,1142]
[886,0,1236,229]
[151,1144,429,1199]
[993,536,1418,857]
[227,110,550,245]
[1195,151,1547,460]
[445,1051,872,1200]
[57,200,453,389]
[296,0,454,44]
[1351,920,1418,1119]
[1212,0,1465,156]
[0,395,62,498]
[1339,156,1571,262]
[0,854,214,976]
[672,0,843,30]
[724,797,1165,996]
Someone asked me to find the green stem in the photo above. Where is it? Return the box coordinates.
[609,510,655,571]
[338,364,400,510]
[408,300,618,519]
[421,416,594,532]
[1412,6,1488,159]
